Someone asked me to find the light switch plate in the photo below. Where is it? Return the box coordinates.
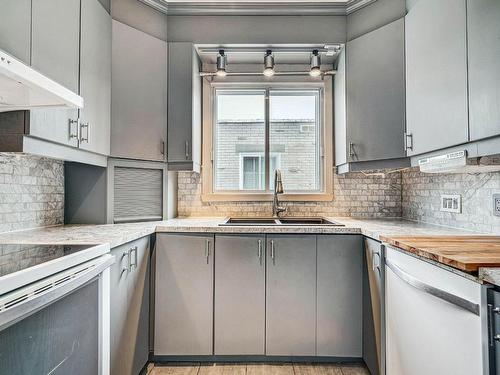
[441,194,461,213]
[494,194,500,217]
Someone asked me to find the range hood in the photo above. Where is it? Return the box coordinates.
[0,49,83,112]
[418,150,500,173]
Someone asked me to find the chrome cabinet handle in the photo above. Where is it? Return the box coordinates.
[68,119,79,140]
[348,142,355,158]
[372,252,381,271]
[258,240,262,265]
[185,140,189,159]
[205,239,210,264]
[121,251,129,275]
[130,246,138,269]
[405,132,413,151]
[80,122,90,143]
[270,240,275,265]
[161,140,165,156]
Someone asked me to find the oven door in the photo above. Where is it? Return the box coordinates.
[0,254,113,375]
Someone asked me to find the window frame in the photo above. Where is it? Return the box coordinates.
[201,77,334,202]
[238,152,281,191]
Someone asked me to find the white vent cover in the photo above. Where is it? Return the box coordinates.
[114,167,163,223]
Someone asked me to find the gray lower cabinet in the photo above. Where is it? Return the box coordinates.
[111,20,167,161]
[363,238,385,375]
[79,0,111,156]
[167,42,202,172]
[155,233,214,355]
[0,0,31,64]
[214,234,266,355]
[317,235,363,357]
[110,236,150,375]
[405,0,469,156]
[29,0,81,149]
[266,235,316,356]
[467,0,500,142]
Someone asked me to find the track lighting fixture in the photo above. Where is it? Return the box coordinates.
[263,50,275,77]
[216,50,227,77]
[309,49,321,77]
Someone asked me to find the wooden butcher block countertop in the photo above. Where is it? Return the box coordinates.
[380,235,500,272]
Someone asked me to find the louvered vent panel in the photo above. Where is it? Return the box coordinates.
[114,167,163,223]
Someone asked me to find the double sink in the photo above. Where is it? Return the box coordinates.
[220,217,344,226]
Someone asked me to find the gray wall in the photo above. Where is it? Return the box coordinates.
[0,153,64,234]
[347,0,406,41]
[167,15,346,44]
[111,0,167,40]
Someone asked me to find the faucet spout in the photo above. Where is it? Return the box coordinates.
[272,169,286,218]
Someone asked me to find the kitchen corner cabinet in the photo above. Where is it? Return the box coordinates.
[110,236,150,375]
[167,42,202,172]
[155,234,214,355]
[317,235,363,357]
[266,235,316,356]
[214,234,266,355]
[111,20,167,161]
[79,0,111,156]
[0,0,31,64]
[405,0,468,156]
[335,18,408,173]
[467,0,500,141]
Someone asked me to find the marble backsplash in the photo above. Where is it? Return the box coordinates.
[0,153,64,234]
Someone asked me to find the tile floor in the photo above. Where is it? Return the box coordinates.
[148,363,370,375]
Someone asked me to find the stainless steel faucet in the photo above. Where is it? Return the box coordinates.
[272,169,286,218]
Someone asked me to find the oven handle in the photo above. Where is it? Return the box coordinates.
[0,254,114,331]
[386,258,480,316]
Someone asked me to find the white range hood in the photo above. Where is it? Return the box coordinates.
[0,49,83,112]
[418,150,500,173]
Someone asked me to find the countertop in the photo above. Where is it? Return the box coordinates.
[1,217,499,285]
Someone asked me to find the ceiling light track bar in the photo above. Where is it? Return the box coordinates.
[201,71,336,77]
[197,46,341,55]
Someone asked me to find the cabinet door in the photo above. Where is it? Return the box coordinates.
[346,19,406,162]
[214,235,266,355]
[0,0,31,64]
[109,244,131,375]
[363,238,384,375]
[127,236,150,375]
[405,0,468,156]
[155,234,214,355]
[266,235,316,356]
[29,0,80,148]
[79,0,111,155]
[317,235,362,357]
[111,20,167,161]
[467,0,500,141]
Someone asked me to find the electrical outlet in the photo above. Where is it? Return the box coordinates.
[441,194,461,213]
[494,194,500,217]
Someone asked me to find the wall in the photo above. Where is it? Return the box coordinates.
[111,0,167,40]
[0,153,64,234]
[402,168,500,234]
[178,170,402,218]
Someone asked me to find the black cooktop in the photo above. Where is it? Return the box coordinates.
[0,244,95,278]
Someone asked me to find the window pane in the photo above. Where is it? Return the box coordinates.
[269,90,321,192]
[214,90,266,191]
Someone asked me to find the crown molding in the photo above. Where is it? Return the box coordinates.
[139,0,377,16]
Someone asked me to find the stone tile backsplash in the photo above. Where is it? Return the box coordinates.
[178,170,403,218]
[0,153,64,234]
[402,167,500,234]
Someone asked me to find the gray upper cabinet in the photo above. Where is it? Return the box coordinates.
[155,234,214,355]
[0,0,31,64]
[405,0,468,156]
[334,48,347,166]
[111,20,167,161]
[29,0,81,148]
[79,0,111,156]
[110,236,150,375]
[167,42,202,172]
[346,18,406,163]
[214,234,266,355]
[317,235,363,357]
[467,0,500,142]
[266,235,316,356]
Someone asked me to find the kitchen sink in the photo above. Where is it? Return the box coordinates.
[220,217,344,226]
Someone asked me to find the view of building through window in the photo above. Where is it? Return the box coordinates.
[214,87,322,193]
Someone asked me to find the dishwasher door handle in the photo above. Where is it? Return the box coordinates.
[386,259,480,316]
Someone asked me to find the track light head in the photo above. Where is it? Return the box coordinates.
[309,49,321,77]
[263,49,275,77]
[216,49,227,77]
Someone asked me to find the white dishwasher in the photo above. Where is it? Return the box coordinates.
[385,245,489,375]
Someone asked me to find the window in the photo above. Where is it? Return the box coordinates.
[202,79,333,202]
